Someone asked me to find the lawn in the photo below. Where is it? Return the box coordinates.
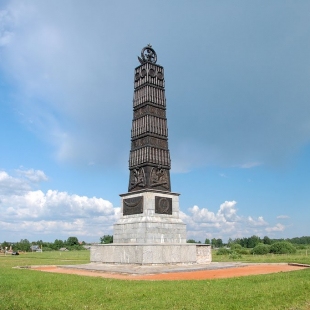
[0,250,309,310]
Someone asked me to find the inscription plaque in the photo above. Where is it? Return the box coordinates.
[155,196,172,215]
[123,196,144,215]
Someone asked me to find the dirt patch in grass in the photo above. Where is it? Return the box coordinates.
[30,264,307,281]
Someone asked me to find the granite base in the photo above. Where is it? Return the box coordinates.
[90,243,211,265]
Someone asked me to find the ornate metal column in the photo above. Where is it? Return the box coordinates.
[114,45,186,244]
[128,44,171,193]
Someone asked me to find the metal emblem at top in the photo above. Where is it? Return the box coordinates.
[138,44,157,64]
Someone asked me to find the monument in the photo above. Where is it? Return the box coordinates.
[91,45,211,264]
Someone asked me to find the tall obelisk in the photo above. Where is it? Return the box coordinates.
[90,46,211,264]
[113,45,187,247]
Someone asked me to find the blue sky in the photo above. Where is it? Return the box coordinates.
[0,0,309,243]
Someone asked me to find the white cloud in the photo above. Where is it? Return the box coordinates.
[0,169,48,196]
[0,170,31,195]
[247,216,268,227]
[266,223,285,232]
[0,168,290,242]
[277,215,289,219]
[15,168,48,182]
[1,189,116,221]
[181,201,286,241]
[0,169,118,241]
[187,201,239,224]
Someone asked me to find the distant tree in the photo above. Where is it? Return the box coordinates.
[211,238,217,248]
[263,236,271,245]
[186,239,196,243]
[216,238,223,248]
[251,243,271,255]
[1,241,10,249]
[216,248,230,255]
[287,236,310,245]
[15,239,31,252]
[204,238,210,244]
[239,237,250,248]
[247,235,261,248]
[230,243,242,251]
[53,239,64,250]
[233,238,242,245]
[211,238,223,248]
[66,237,79,246]
[35,240,44,246]
[271,238,284,244]
[270,242,296,254]
[100,235,113,244]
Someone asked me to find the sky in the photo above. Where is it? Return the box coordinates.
[0,0,310,243]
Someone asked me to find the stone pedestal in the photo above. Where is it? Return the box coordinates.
[90,189,212,265]
[114,190,186,244]
[91,243,197,264]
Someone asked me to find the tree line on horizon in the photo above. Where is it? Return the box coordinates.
[200,235,310,248]
[0,237,88,252]
[1,235,310,252]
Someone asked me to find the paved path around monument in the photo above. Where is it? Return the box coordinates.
[27,262,308,281]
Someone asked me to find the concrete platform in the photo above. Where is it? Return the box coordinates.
[58,262,247,275]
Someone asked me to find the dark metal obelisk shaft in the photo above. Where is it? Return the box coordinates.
[128,45,171,192]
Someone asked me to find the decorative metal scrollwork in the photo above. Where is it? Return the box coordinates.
[138,44,157,64]
[130,167,146,190]
[150,166,169,189]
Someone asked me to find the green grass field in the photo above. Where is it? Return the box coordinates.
[0,251,310,310]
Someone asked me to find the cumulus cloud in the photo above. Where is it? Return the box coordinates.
[277,215,289,219]
[186,201,240,225]
[0,168,287,242]
[0,168,48,196]
[0,170,31,195]
[247,216,268,227]
[1,189,115,221]
[15,168,48,182]
[181,201,286,241]
[0,169,118,241]
[266,223,285,232]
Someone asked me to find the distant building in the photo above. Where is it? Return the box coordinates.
[30,245,41,252]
